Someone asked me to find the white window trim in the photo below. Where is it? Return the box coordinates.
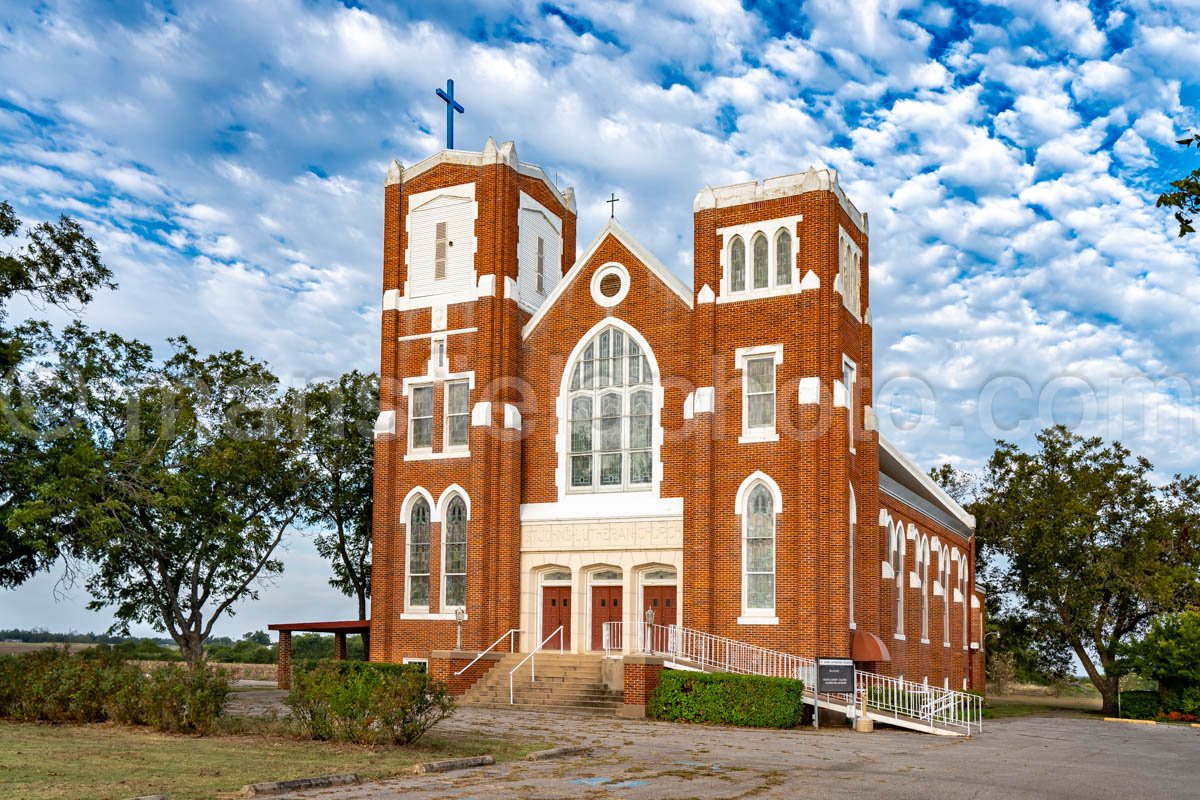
[443,379,471,454]
[403,182,479,302]
[715,216,803,303]
[400,371,476,461]
[735,344,783,444]
[407,382,434,457]
[439,489,469,612]
[402,490,434,613]
[842,355,857,454]
[735,471,782,623]
[401,657,430,669]
[555,317,664,501]
[887,517,906,637]
[836,226,863,320]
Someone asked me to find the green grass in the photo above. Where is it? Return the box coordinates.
[0,720,545,800]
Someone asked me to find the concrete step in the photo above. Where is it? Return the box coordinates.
[466,701,622,714]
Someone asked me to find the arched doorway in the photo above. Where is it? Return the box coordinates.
[588,568,623,651]
[539,569,571,650]
[640,568,677,652]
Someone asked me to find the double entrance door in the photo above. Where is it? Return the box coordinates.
[540,582,678,651]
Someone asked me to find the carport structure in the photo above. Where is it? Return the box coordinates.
[267,619,370,688]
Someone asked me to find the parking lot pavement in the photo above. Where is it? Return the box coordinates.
[274,707,1199,800]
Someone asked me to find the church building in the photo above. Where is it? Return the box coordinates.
[365,138,985,712]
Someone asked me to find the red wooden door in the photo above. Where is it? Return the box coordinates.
[541,586,570,650]
[590,586,621,650]
[642,586,677,651]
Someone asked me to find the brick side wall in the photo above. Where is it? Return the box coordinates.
[428,652,503,696]
[623,659,664,707]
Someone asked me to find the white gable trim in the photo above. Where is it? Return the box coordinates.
[880,435,976,531]
[522,219,693,339]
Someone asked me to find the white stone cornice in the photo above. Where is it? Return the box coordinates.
[373,410,395,439]
[385,159,404,186]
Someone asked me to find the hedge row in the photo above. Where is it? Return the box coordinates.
[1119,687,1200,721]
[0,647,229,734]
[286,660,454,744]
[647,670,805,728]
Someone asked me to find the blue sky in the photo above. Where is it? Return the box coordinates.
[1,0,1198,638]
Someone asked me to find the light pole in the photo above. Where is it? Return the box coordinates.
[455,608,465,651]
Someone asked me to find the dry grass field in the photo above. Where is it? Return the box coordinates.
[0,642,97,656]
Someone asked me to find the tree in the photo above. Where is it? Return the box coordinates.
[1,201,115,585]
[289,371,376,624]
[973,426,1200,714]
[10,324,307,664]
[1157,133,1200,237]
[1121,609,1200,688]
[931,462,1073,684]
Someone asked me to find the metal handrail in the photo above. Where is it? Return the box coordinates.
[509,625,563,704]
[611,621,982,735]
[453,628,521,676]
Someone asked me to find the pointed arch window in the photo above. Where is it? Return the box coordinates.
[442,496,467,609]
[567,326,655,492]
[746,485,775,611]
[941,548,951,646]
[889,523,904,637]
[775,229,792,285]
[730,236,746,292]
[407,498,431,609]
[752,233,769,289]
[959,555,969,648]
[919,536,930,642]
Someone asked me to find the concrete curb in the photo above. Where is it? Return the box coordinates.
[128,795,167,800]
[411,755,495,774]
[241,774,359,796]
[1103,717,1156,725]
[524,745,593,761]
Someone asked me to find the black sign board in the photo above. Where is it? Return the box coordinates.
[817,657,855,694]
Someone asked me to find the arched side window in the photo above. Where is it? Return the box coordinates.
[775,228,792,285]
[920,535,930,642]
[941,547,951,646]
[849,484,857,628]
[730,236,746,292]
[567,325,655,492]
[442,495,468,609]
[889,522,905,636]
[745,484,775,612]
[960,555,969,648]
[407,497,431,610]
[751,233,769,289]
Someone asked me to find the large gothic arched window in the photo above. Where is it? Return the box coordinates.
[567,326,655,492]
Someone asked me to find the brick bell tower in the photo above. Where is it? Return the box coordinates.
[370,138,577,663]
[684,169,878,661]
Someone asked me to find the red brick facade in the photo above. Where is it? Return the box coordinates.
[368,143,982,693]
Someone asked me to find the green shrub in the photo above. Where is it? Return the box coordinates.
[1159,684,1200,716]
[1118,690,1160,720]
[0,647,228,734]
[286,660,454,745]
[647,670,805,728]
[141,663,230,734]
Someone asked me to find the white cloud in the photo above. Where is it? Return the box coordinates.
[2,0,1200,634]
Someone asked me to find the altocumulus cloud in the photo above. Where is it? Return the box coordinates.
[0,0,1198,634]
